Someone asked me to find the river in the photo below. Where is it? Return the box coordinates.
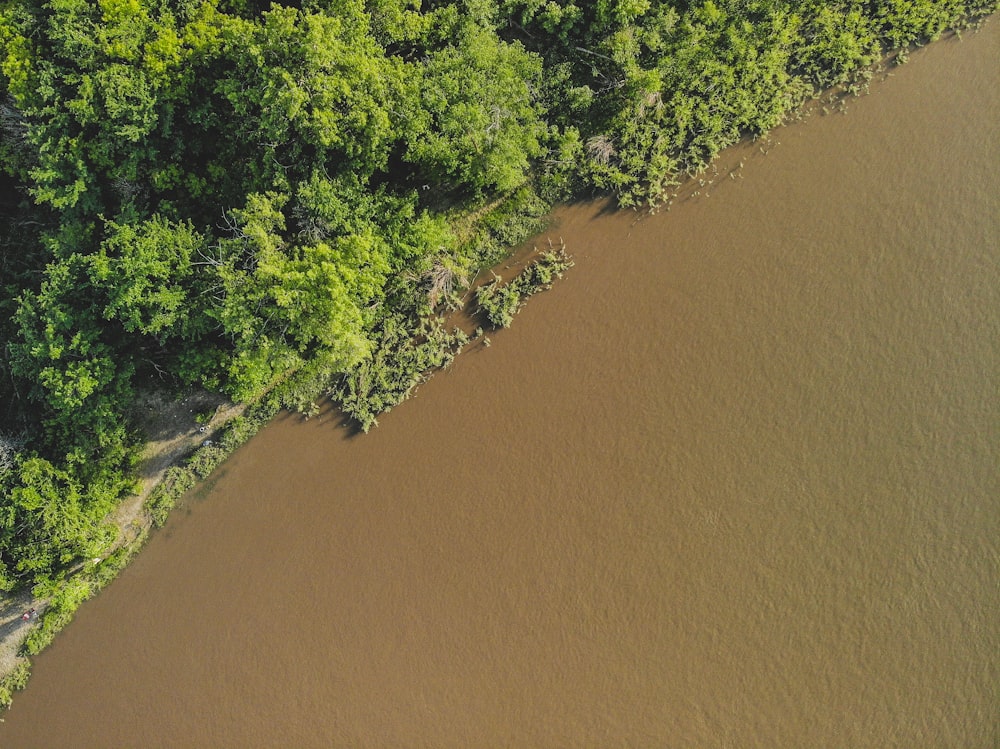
[1,20,997,749]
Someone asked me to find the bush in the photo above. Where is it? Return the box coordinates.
[0,660,30,709]
[22,576,93,656]
[476,275,522,328]
[331,313,470,432]
[476,245,574,329]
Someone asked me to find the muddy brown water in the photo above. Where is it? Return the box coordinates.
[2,23,999,749]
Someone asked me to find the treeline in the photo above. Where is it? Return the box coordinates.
[0,0,995,592]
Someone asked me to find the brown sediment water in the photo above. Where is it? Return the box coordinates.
[2,22,998,749]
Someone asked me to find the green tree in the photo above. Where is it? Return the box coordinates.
[209,190,397,400]
[88,214,208,342]
[0,456,117,587]
[208,3,405,195]
[403,19,546,194]
[7,251,135,473]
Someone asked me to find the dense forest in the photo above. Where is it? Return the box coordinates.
[0,0,995,595]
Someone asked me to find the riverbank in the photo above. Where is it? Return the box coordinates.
[1,16,994,740]
[0,236,572,708]
[0,390,243,705]
[1,0,995,657]
[0,9,995,714]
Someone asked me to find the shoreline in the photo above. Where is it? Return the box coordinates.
[0,16,994,709]
[0,392,244,705]
[0,237,564,706]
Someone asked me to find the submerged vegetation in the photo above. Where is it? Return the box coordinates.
[477,243,574,329]
[0,0,995,687]
[333,313,470,432]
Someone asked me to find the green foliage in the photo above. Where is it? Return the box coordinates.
[476,275,521,329]
[207,188,397,399]
[191,2,408,199]
[89,215,207,341]
[0,659,30,709]
[793,4,882,89]
[22,574,93,655]
[403,19,546,194]
[502,0,996,204]
[0,456,118,585]
[332,313,469,432]
[476,244,573,329]
[456,185,551,270]
[145,464,197,527]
